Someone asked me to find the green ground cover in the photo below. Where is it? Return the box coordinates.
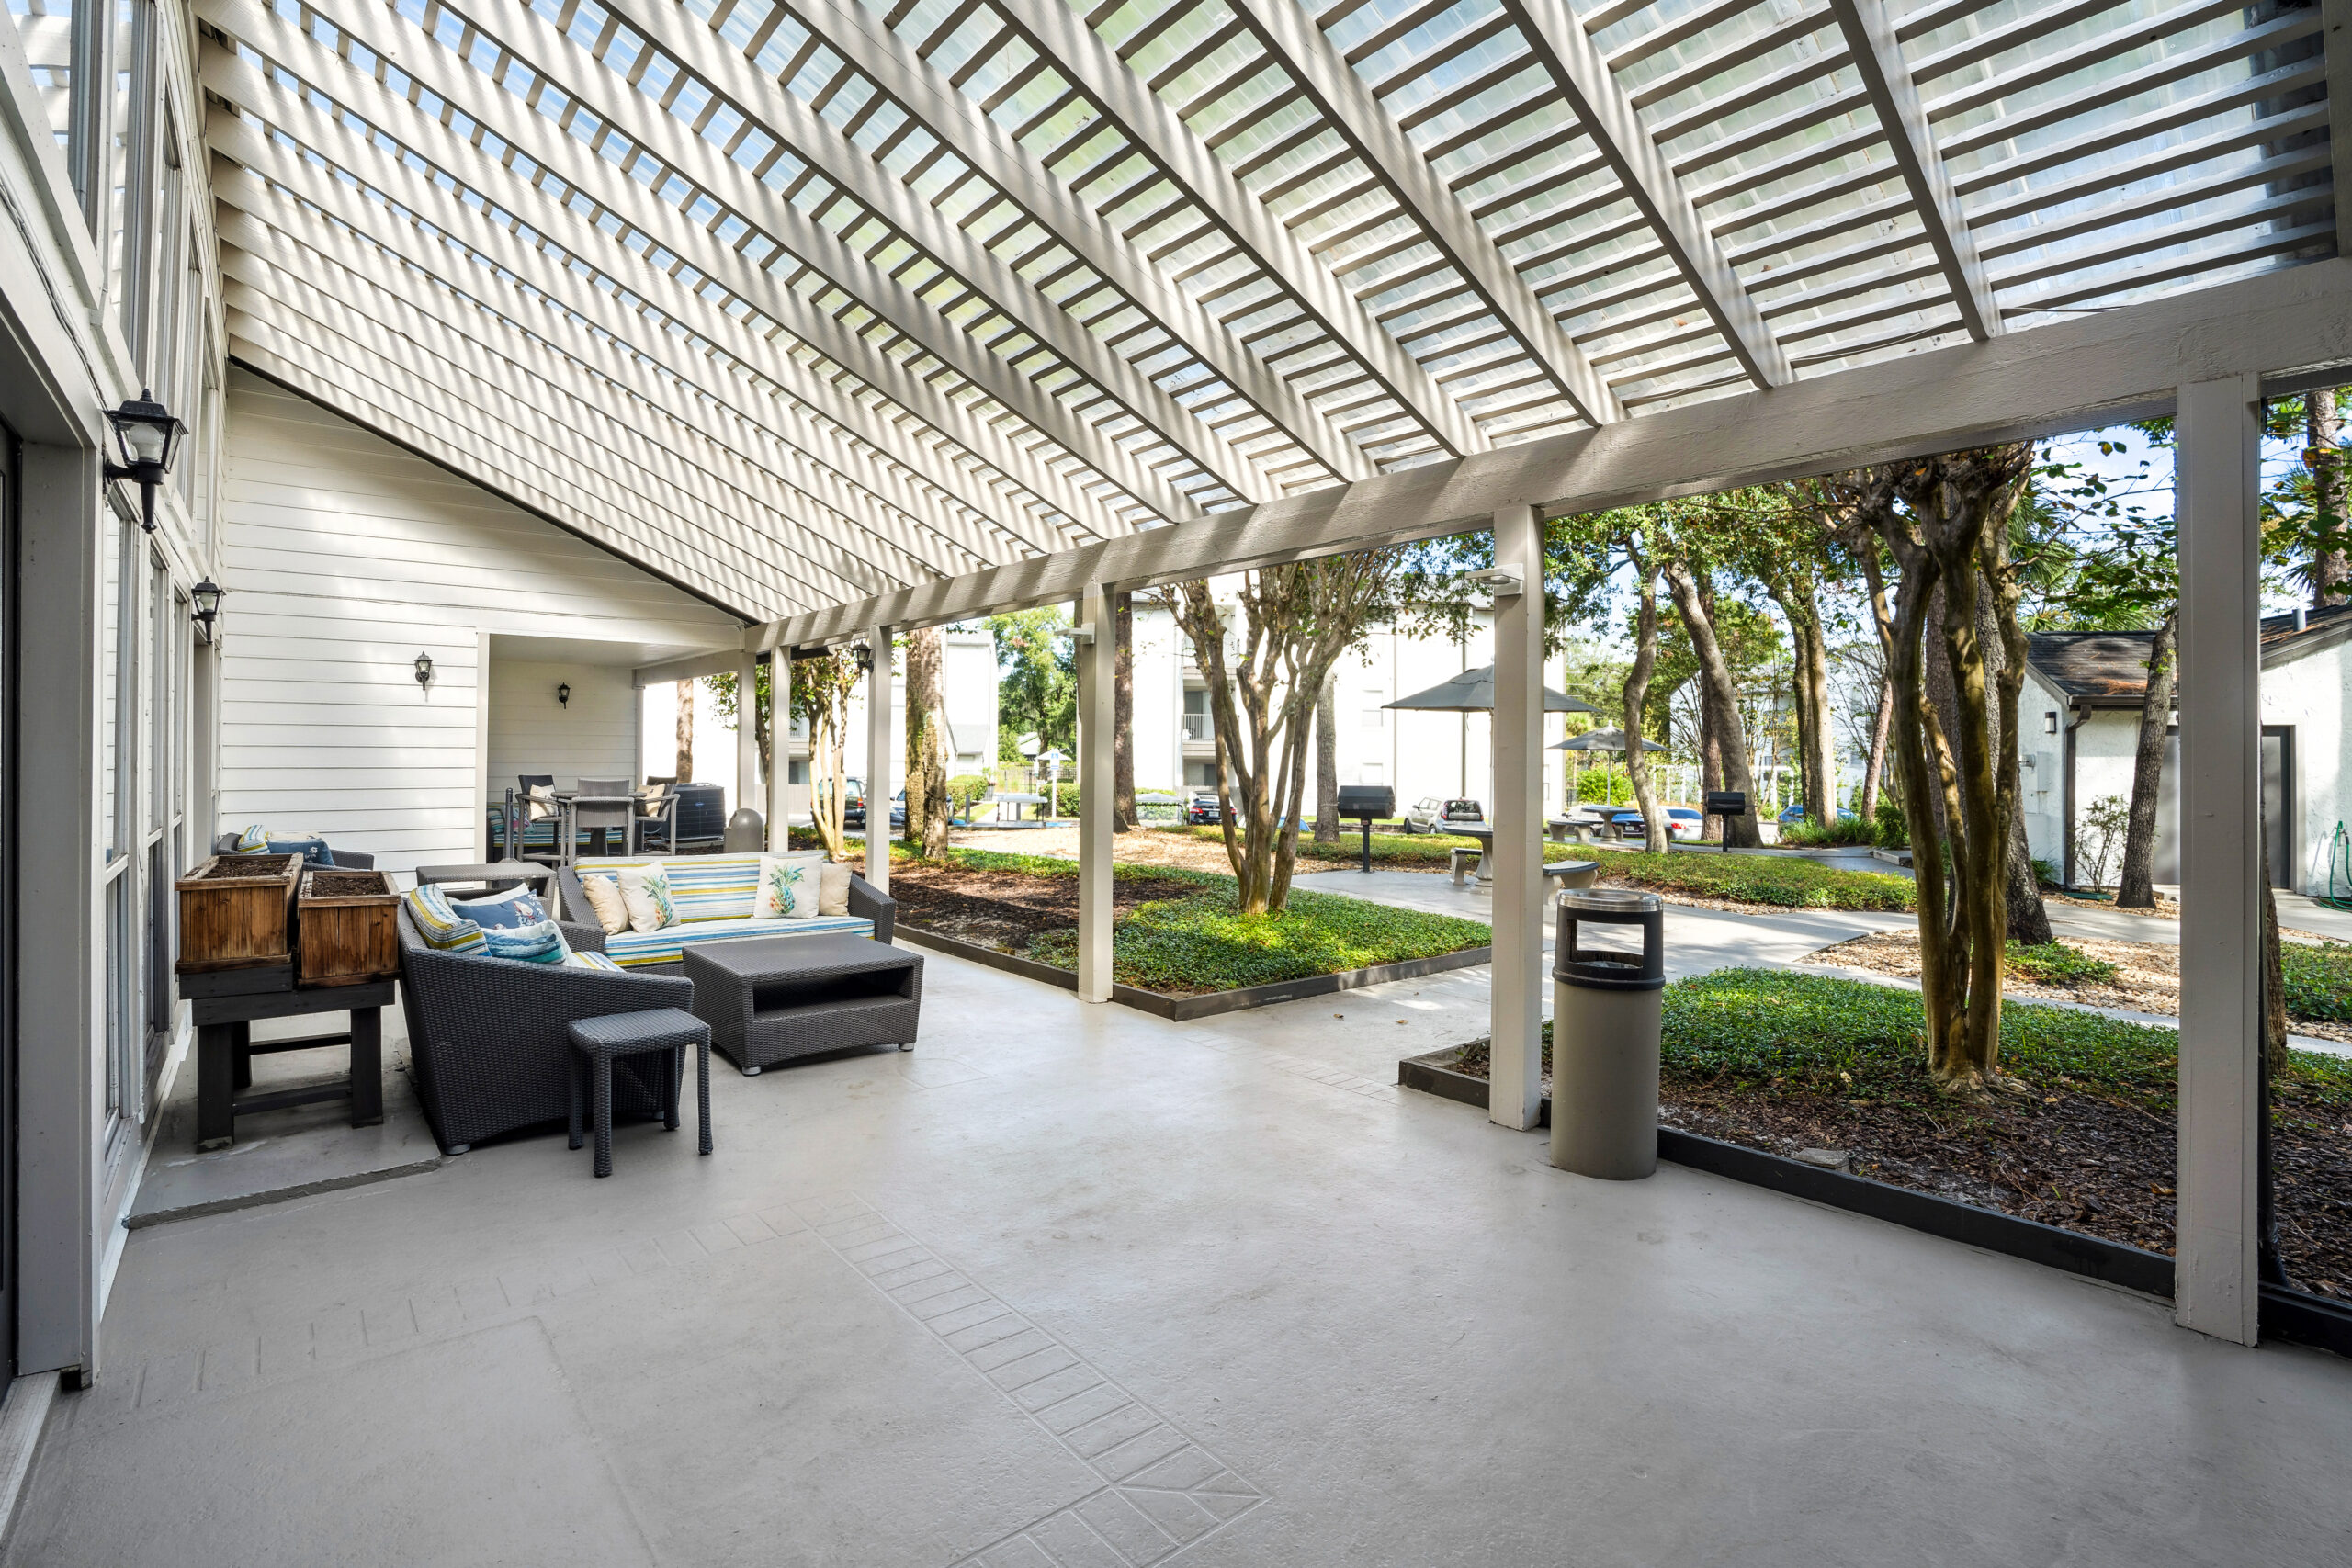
[1582,848,1917,911]
[927,847,1492,994]
[1464,969,2352,1111]
[2282,941,2352,1023]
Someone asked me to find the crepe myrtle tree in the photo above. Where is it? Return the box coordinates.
[790,649,863,863]
[1831,446,2039,1095]
[1172,553,1402,915]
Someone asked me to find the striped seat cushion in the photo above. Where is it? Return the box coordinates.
[601,915,874,968]
[576,855,765,923]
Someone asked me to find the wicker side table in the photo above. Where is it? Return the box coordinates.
[567,1007,712,1177]
[682,934,923,1076]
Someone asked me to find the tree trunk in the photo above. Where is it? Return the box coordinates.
[904,627,951,857]
[1313,674,1340,843]
[1930,580,2050,942]
[1113,590,1137,831]
[1662,560,1762,847]
[2116,610,2177,908]
[1860,674,1893,820]
[1623,563,1669,855]
[1764,572,1837,823]
[2312,389,2346,606]
[673,679,695,783]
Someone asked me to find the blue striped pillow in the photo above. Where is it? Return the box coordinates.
[481,919,571,965]
[564,950,624,972]
[402,885,486,954]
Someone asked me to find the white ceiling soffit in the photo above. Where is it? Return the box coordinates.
[196,0,2339,622]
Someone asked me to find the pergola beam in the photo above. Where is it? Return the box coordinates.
[272,0,1121,548]
[204,85,989,581]
[751,257,2352,650]
[652,0,1373,489]
[523,0,1258,513]
[1221,0,1627,429]
[1826,0,2003,340]
[2325,0,2352,259]
[197,0,1054,562]
[977,0,1478,460]
[1495,0,1792,388]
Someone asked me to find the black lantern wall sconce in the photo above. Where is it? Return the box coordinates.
[851,639,875,675]
[413,651,435,690]
[103,389,187,534]
[557,682,571,708]
[190,579,223,644]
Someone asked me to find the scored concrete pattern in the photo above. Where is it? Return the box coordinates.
[796,1191,1264,1567]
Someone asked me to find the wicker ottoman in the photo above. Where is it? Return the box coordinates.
[566,1007,712,1178]
[682,934,924,1076]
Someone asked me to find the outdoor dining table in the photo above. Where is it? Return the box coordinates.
[550,790,647,863]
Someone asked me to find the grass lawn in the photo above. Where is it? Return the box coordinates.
[908,846,1491,994]
[2282,941,2352,1022]
[1581,847,1916,911]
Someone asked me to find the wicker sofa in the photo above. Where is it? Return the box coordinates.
[396,908,689,1154]
[556,852,895,973]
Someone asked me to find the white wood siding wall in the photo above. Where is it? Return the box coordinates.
[488,660,639,796]
[219,369,741,874]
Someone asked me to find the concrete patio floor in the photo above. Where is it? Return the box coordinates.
[11,946,2350,1567]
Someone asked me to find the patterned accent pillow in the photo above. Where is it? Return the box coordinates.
[753,853,824,919]
[482,919,571,965]
[563,950,624,972]
[401,885,486,953]
[235,823,271,852]
[577,873,629,935]
[617,863,676,932]
[452,886,548,930]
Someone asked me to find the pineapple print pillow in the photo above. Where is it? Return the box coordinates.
[754,852,827,919]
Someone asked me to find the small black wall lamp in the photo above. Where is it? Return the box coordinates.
[558,682,571,708]
[414,651,435,690]
[103,389,186,534]
[190,579,223,644]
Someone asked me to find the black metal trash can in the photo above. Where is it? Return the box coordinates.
[1550,889,1665,1179]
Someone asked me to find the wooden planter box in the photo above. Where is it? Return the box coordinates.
[297,869,401,987]
[175,854,301,974]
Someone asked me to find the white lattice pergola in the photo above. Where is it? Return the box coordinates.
[195,0,2352,1346]
[197,0,2345,622]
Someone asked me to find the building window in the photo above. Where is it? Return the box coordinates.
[1182,686,1209,740]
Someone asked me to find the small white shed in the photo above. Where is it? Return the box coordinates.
[2023,607,2352,895]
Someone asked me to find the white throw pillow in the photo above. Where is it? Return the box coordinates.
[753,852,826,919]
[617,863,676,933]
[577,873,629,935]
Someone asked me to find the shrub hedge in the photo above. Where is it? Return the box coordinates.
[1583,848,1917,911]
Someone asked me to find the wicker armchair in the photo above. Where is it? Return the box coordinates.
[396,908,691,1153]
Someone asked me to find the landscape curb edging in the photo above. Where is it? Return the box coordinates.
[1397,1048,2352,1356]
[894,926,1492,1021]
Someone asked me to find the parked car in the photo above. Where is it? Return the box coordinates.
[889,788,907,832]
[1402,797,1485,832]
[1186,790,1222,825]
[824,775,866,829]
[1778,802,1859,825]
[1607,807,1704,840]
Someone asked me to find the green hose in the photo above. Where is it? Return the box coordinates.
[2323,823,2352,912]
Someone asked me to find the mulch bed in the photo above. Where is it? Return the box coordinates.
[1446,1043,2352,1301]
[885,861,1197,956]
[1813,930,2352,1044]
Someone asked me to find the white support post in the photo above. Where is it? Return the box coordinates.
[736,650,760,831]
[865,626,892,896]
[1077,582,1117,1003]
[1489,504,1547,1132]
[2175,374,2265,1345]
[763,653,785,851]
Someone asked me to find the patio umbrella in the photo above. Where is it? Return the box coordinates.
[1382,667,1597,825]
[1383,664,1599,715]
[1551,728,1664,809]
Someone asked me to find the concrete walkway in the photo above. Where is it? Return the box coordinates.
[17,945,2347,1567]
